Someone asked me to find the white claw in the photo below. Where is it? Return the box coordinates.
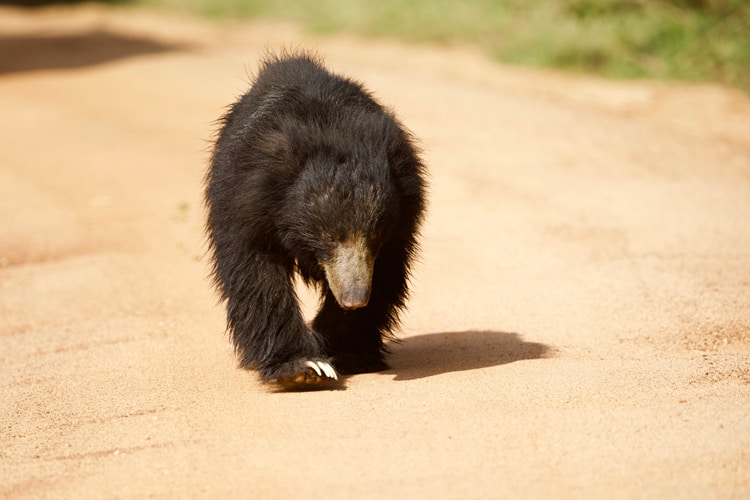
[321,362,338,380]
[303,360,338,381]
[305,360,322,376]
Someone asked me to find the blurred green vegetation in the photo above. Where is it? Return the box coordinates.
[132,0,749,89]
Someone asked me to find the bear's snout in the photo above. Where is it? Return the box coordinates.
[323,236,373,310]
[339,284,370,310]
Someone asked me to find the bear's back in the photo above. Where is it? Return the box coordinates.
[252,54,380,115]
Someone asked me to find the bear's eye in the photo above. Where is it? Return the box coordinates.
[323,232,336,244]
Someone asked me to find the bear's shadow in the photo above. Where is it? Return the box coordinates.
[384,330,552,381]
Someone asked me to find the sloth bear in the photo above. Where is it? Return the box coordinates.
[205,52,426,389]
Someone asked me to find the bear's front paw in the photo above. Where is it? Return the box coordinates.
[273,359,340,390]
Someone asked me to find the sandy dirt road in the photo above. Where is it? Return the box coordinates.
[1,5,749,498]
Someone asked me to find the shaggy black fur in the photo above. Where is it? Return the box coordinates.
[205,52,426,388]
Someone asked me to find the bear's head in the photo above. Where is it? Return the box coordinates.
[279,150,402,310]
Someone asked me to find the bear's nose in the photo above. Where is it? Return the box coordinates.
[340,286,370,310]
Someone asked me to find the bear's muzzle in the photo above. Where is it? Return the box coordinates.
[323,236,373,310]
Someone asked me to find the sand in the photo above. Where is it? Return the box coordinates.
[1,5,749,498]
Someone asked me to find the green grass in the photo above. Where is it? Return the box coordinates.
[132,0,750,90]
